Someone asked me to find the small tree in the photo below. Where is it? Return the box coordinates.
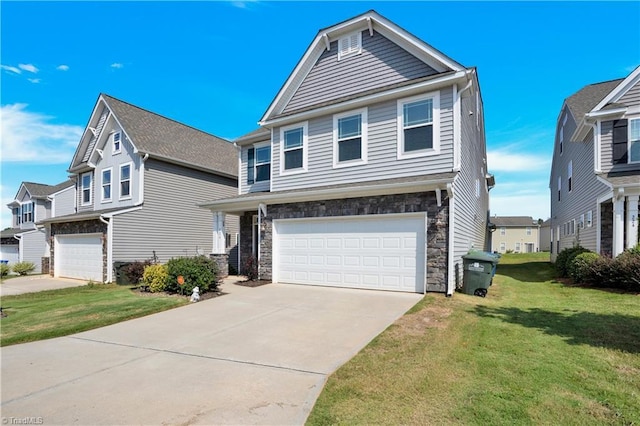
[12,261,35,276]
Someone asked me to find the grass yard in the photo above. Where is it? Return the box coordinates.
[307,253,640,425]
[0,284,188,346]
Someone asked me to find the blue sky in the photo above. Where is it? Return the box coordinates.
[1,1,639,229]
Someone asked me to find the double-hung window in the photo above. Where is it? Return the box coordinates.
[21,202,34,223]
[113,132,122,154]
[612,118,640,164]
[557,176,561,201]
[630,118,640,163]
[500,227,506,236]
[526,226,532,236]
[120,163,132,199]
[568,161,573,192]
[102,168,112,202]
[280,123,307,174]
[81,172,92,205]
[254,144,271,182]
[334,109,367,167]
[587,210,593,227]
[398,92,440,158]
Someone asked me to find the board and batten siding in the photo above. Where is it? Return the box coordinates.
[52,186,76,217]
[19,229,47,274]
[452,89,489,286]
[111,159,238,263]
[283,31,438,114]
[271,87,454,192]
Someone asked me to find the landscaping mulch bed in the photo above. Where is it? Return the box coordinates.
[234,279,272,288]
[132,287,226,301]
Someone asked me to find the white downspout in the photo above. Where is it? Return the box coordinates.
[136,153,149,206]
[446,182,456,297]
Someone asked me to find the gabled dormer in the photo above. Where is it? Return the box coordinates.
[7,180,75,229]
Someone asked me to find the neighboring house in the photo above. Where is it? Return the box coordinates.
[490,216,540,254]
[200,11,493,295]
[549,66,640,261]
[4,180,75,273]
[39,94,238,282]
[539,219,551,252]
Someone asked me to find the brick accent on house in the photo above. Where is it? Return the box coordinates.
[238,191,449,292]
[50,220,108,282]
[210,253,229,278]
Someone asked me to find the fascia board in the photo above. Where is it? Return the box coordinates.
[592,66,640,112]
[68,93,106,172]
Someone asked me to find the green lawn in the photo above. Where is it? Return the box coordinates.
[0,284,188,346]
[307,253,640,425]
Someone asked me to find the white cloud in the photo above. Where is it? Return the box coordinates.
[18,63,38,73]
[0,184,17,230]
[110,63,124,69]
[27,78,41,84]
[0,104,83,163]
[490,193,550,222]
[488,150,550,173]
[1,64,21,74]
[56,64,69,71]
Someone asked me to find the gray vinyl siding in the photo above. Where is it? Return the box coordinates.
[600,81,640,173]
[19,229,47,274]
[111,159,238,263]
[283,30,438,114]
[271,87,454,192]
[52,186,76,217]
[452,86,489,286]
[618,80,640,106]
[34,200,47,225]
[240,144,271,195]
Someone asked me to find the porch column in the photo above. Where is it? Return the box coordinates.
[612,198,625,257]
[627,195,639,250]
[212,211,226,254]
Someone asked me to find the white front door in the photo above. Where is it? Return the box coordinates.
[55,234,103,281]
[274,214,426,293]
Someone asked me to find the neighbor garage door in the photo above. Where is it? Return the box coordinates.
[274,214,425,293]
[55,234,103,281]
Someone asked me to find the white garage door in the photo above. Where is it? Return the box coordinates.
[0,244,19,265]
[55,234,103,281]
[274,214,426,293]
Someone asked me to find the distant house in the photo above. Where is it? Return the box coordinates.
[4,180,75,273]
[539,219,551,252]
[39,94,239,282]
[491,216,540,254]
[549,66,640,260]
[200,11,494,295]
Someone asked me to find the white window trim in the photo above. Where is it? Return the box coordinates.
[557,176,561,201]
[526,226,532,236]
[338,31,362,61]
[560,113,567,155]
[568,160,573,193]
[628,116,640,164]
[579,214,585,229]
[119,162,133,200]
[499,242,506,252]
[587,210,593,227]
[254,142,271,183]
[101,167,112,203]
[20,201,34,223]
[397,91,441,159]
[279,122,308,176]
[500,227,506,236]
[81,172,92,206]
[333,107,368,168]
[112,131,122,155]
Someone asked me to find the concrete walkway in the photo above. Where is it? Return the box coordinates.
[0,275,88,296]
[1,277,421,425]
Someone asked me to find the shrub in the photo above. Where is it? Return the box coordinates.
[12,261,35,276]
[555,246,589,278]
[582,250,640,291]
[241,256,258,281]
[166,256,218,294]
[0,263,10,277]
[142,264,169,293]
[568,252,599,283]
[122,260,152,284]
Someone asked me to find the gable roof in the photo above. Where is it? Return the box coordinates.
[260,10,466,124]
[11,179,75,203]
[492,216,537,227]
[70,94,237,178]
[565,78,624,126]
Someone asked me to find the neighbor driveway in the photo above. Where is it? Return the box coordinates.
[1,278,421,425]
[0,275,88,296]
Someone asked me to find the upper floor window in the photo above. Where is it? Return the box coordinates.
[568,160,573,192]
[397,92,440,159]
[630,118,640,163]
[21,202,34,223]
[559,114,567,154]
[81,172,92,205]
[338,31,362,60]
[113,132,122,154]
[612,118,640,164]
[526,226,532,236]
[280,123,307,174]
[14,207,22,225]
[255,144,271,182]
[587,210,593,227]
[334,109,367,167]
[557,176,561,202]
[102,168,112,202]
[500,227,506,236]
[120,163,132,199]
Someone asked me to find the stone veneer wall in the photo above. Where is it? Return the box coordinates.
[210,253,229,278]
[600,202,613,256]
[239,192,449,292]
[50,220,108,282]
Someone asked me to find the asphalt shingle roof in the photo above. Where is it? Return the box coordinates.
[21,179,75,199]
[491,216,537,227]
[565,79,623,122]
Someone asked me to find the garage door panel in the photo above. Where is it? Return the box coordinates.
[56,235,103,282]
[275,215,425,293]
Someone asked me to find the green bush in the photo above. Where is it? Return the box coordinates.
[166,256,218,294]
[582,250,640,291]
[12,261,36,276]
[555,246,589,278]
[568,252,599,283]
[0,263,10,277]
[142,264,169,293]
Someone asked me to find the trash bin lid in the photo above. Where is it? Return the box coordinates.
[462,250,501,263]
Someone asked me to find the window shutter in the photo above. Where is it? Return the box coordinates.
[613,119,628,164]
[247,148,255,185]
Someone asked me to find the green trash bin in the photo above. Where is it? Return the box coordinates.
[462,250,499,297]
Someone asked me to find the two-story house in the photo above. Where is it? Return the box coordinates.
[490,216,540,254]
[200,11,493,295]
[4,180,75,273]
[39,94,239,282]
[550,66,640,261]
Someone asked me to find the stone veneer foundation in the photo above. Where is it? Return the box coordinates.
[239,191,449,292]
[50,219,108,282]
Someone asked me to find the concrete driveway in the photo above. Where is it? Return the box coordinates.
[1,278,421,425]
[0,275,88,296]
